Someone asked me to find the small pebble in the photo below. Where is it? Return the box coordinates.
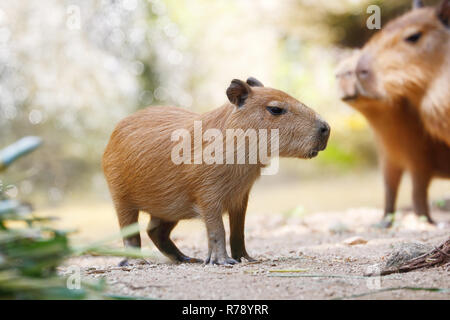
[343,236,368,245]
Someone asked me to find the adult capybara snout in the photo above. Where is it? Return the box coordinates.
[354,52,380,99]
[355,52,371,81]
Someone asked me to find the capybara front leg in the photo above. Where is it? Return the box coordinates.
[147,217,202,263]
[229,193,255,262]
[203,209,237,265]
[411,173,433,224]
[116,205,140,267]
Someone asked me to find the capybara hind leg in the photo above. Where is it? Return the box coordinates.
[229,193,255,262]
[202,206,237,265]
[412,173,433,224]
[116,205,140,266]
[379,161,403,228]
[147,218,202,263]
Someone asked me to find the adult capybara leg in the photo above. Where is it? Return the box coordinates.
[383,162,403,217]
[115,204,140,266]
[411,173,433,224]
[147,218,202,263]
[228,193,255,262]
[379,161,403,228]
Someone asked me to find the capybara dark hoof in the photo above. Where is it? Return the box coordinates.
[242,256,257,263]
[118,258,130,267]
[205,257,238,266]
[119,258,152,267]
[179,256,203,264]
[233,255,257,263]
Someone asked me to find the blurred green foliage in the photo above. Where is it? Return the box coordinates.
[0,177,148,299]
[0,142,100,299]
[0,138,151,299]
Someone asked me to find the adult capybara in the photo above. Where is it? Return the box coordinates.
[103,77,330,265]
[336,50,450,226]
[355,0,450,146]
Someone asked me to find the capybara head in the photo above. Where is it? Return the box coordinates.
[355,0,450,102]
[225,77,330,159]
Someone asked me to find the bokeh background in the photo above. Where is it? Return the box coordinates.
[1,0,448,242]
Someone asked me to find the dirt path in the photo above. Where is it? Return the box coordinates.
[59,208,450,300]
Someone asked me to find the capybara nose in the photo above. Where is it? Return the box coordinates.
[317,121,330,151]
[356,53,371,80]
[318,121,330,139]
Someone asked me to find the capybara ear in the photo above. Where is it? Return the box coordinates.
[226,79,252,107]
[436,0,450,26]
[246,77,264,87]
[412,0,424,9]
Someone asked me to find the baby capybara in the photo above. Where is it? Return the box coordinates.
[103,78,330,265]
[336,50,450,226]
[355,0,450,147]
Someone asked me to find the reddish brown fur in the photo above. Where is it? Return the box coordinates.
[336,50,450,224]
[103,78,329,265]
[355,1,450,146]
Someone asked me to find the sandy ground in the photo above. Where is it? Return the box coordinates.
[43,171,450,299]
[59,207,450,300]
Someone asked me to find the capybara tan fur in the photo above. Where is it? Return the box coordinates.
[355,0,450,146]
[336,50,450,225]
[103,78,330,265]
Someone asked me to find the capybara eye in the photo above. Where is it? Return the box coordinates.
[266,106,286,116]
[404,31,422,43]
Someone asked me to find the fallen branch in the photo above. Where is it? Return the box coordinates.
[374,236,450,276]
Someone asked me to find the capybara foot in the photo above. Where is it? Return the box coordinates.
[118,258,130,267]
[232,253,257,262]
[118,258,151,267]
[372,219,393,229]
[413,214,435,225]
[177,256,203,264]
[240,255,257,263]
[204,256,238,266]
